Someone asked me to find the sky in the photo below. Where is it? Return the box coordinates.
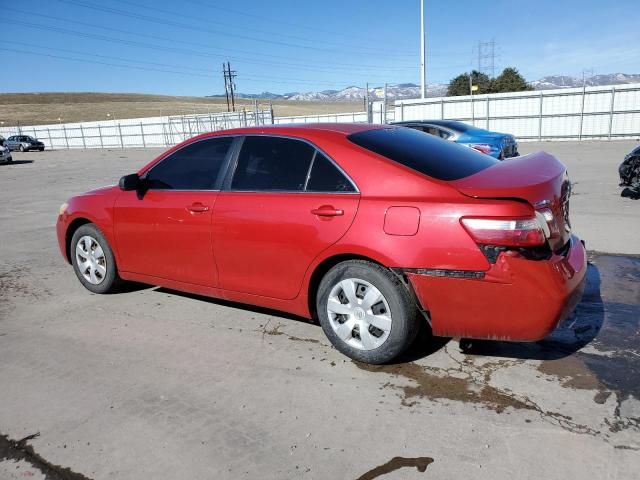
[0,0,639,96]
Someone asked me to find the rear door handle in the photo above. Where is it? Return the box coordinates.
[187,203,209,213]
[311,205,344,217]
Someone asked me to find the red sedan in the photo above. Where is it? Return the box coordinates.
[56,124,587,364]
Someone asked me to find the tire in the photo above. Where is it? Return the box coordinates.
[19,145,25,152]
[39,148,44,151]
[6,156,12,163]
[316,260,419,364]
[70,223,122,294]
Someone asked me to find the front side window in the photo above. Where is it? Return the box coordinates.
[146,137,233,190]
[306,153,355,192]
[231,136,315,191]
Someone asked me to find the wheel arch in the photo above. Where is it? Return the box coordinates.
[64,217,93,263]
[306,253,388,320]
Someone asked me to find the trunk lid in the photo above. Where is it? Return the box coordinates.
[450,151,572,252]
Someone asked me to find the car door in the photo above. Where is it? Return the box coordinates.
[114,136,235,287]
[213,135,360,300]
[6,137,15,150]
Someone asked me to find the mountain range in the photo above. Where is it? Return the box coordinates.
[211,73,640,102]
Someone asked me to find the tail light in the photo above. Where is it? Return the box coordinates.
[536,207,561,238]
[468,144,492,155]
[461,217,546,247]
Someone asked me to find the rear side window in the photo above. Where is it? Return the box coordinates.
[306,153,355,192]
[348,127,497,181]
[231,136,315,191]
[146,137,233,190]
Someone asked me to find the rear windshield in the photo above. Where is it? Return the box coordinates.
[429,120,473,132]
[348,127,497,181]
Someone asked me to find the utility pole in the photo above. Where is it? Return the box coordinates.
[420,0,427,98]
[227,62,237,112]
[223,63,230,112]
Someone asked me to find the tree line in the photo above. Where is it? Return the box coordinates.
[447,67,532,96]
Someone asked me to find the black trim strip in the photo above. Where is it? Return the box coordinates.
[394,268,485,280]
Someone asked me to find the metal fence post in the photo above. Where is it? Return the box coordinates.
[98,125,104,149]
[80,125,86,149]
[608,86,616,140]
[485,97,490,129]
[118,123,124,148]
[440,98,444,119]
[62,125,69,149]
[242,109,247,127]
[538,92,544,141]
[140,122,146,148]
[399,102,405,121]
[47,128,52,150]
[578,84,586,140]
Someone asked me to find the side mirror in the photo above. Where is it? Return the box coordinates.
[119,173,140,191]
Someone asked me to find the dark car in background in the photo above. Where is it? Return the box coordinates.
[6,135,45,152]
[392,120,518,159]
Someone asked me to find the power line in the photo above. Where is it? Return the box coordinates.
[58,0,417,58]
[9,8,421,69]
[111,0,396,54]
[0,45,432,89]
[10,19,425,78]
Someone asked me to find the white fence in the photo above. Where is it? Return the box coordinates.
[2,83,639,148]
[395,83,640,141]
[0,109,273,150]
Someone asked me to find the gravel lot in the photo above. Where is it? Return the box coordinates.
[0,141,639,479]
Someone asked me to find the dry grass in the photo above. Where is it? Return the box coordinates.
[0,92,364,126]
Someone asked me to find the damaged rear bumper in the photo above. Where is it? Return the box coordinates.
[404,235,587,341]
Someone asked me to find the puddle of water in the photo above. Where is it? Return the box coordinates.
[356,456,434,480]
[354,361,533,413]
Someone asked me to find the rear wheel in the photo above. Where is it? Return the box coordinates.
[70,224,122,294]
[316,260,419,364]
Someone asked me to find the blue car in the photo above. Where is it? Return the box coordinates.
[392,120,518,159]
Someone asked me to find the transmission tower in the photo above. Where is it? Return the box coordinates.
[477,39,496,78]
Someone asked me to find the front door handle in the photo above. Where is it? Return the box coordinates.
[187,203,209,213]
[311,205,344,217]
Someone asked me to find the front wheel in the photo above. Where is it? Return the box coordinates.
[19,145,25,152]
[39,148,44,152]
[316,260,419,364]
[70,224,122,294]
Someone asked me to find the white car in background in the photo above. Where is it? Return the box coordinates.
[0,137,13,164]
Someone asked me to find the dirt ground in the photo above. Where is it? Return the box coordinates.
[0,141,638,479]
[0,92,363,126]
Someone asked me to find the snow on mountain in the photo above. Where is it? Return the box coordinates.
[530,73,640,90]
[209,73,638,101]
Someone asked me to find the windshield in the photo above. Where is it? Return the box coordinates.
[348,127,497,181]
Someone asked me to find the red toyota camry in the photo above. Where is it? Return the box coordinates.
[56,124,586,364]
